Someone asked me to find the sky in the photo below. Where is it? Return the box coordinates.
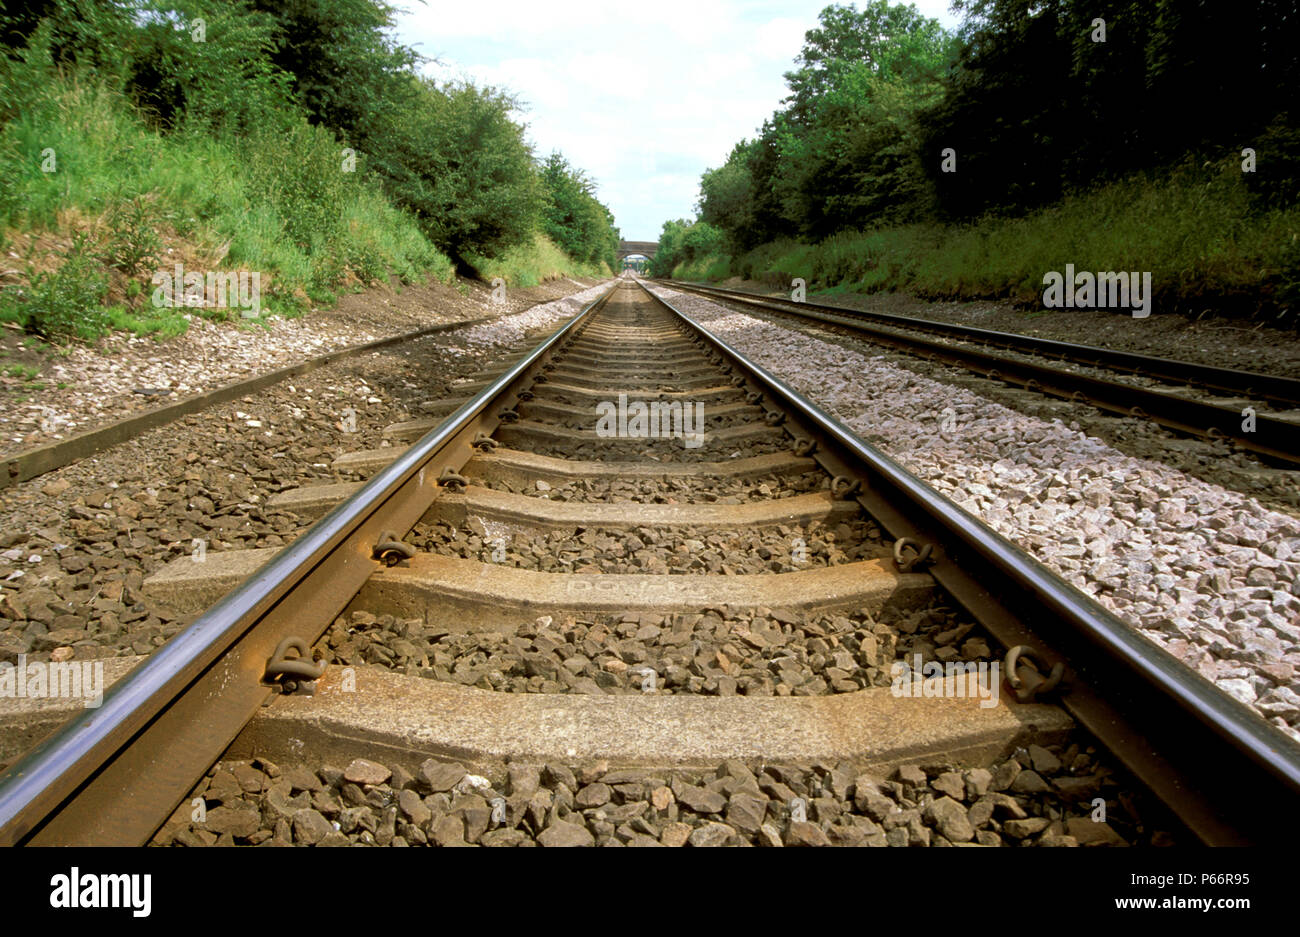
[392,1,962,242]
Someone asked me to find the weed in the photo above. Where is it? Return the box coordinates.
[0,232,109,341]
[104,303,188,339]
[100,195,163,277]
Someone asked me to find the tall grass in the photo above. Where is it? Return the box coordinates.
[672,254,732,281]
[688,161,1299,322]
[467,232,610,288]
[0,66,455,340]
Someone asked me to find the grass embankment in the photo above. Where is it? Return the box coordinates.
[671,163,1299,322]
[0,74,608,399]
[0,75,454,344]
[468,232,611,288]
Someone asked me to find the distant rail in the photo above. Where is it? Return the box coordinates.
[664,280,1300,467]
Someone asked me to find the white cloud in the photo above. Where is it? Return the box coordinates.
[395,1,962,240]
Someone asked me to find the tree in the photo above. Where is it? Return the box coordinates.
[697,1,953,244]
[243,0,419,143]
[539,152,619,268]
[123,1,292,133]
[783,1,953,125]
[698,141,756,251]
[650,219,724,277]
[366,78,541,267]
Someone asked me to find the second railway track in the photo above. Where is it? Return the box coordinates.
[664,280,1300,468]
[2,276,1298,847]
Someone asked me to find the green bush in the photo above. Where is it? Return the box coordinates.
[123,0,292,133]
[1245,113,1300,210]
[243,119,351,255]
[100,194,163,276]
[538,152,619,269]
[367,78,542,268]
[1,233,109,341]
[651,220,725,278]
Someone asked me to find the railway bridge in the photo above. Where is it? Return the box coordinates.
[617,240,657,260]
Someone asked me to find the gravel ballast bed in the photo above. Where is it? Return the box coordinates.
[408,516,888,574]
[647,283,1300,743]
[697,288,1294,411]
[0,284,609,668]
[528,434,788,464]
[154,744,1163,846]
[695,290,1300,516]
[317,597,992,698]
[485,472,831,504]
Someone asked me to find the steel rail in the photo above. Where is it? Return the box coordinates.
[663,281,1300,467]
[0,286,615,846]
[667,280,1300,407]
[642,280,1300,845]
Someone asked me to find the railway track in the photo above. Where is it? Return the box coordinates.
[663,280,1300,468]
[2,276,1298,847]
